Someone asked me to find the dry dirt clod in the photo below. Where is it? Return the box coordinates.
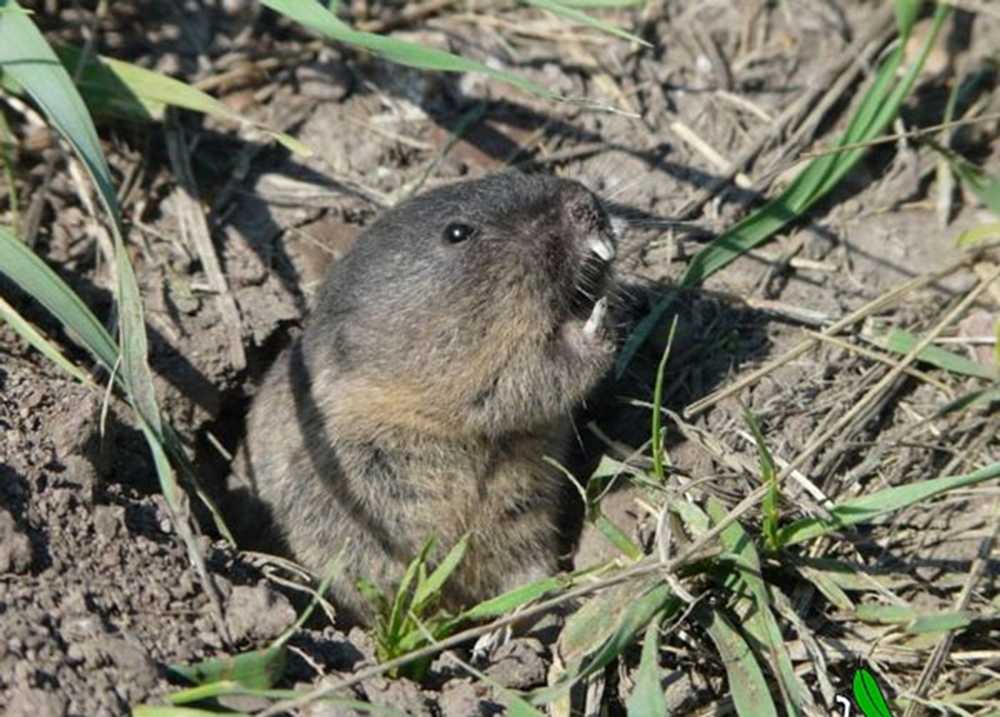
[224,582,297,644]
[436,679,503,717]
[363,676,434,717]
[0,508,33,573]
[483,637,549,689]
[92,503,125,541]
[5,685,67,717]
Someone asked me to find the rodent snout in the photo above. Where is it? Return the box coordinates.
[560,185,618,265]
[561,187,617,351]
[563,185,610,228]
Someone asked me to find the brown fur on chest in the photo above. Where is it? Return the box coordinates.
[336,423,571,551]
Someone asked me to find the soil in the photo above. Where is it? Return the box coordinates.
[1,2,998,716]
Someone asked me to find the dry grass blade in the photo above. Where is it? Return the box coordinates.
[678,2,947,288]
[902,489,1000,717]
[617,2,950,374]
[165,121,247,371]
[523,0,649,45]
[799,111,1000,159]
[257,560,680,716]
[0,107,19,232]
[685,253,980,417]
[774,264,1000,484]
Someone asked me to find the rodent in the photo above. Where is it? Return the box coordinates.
[232,171,620,625]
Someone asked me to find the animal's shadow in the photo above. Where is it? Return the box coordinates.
[553,279,773,559]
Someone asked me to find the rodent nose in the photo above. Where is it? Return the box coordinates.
[560,185,616,263]
[562,184,611,233]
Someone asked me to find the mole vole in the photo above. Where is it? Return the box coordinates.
[233,171,619,624]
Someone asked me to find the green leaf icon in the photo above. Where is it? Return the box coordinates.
[853,667,894,717]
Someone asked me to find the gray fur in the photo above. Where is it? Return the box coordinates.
[232,171,618,624]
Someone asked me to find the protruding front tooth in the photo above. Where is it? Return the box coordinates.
[583,297,608,338]
[610,215,627,239]
[588,236,616,262]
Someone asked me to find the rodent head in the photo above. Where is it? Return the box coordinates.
[306,171,619,438]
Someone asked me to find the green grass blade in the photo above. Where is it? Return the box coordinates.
[945,152,1000,218]
[679,5,950,290]
[0,226,117,369]
[995,318,1000,370]
[934,386,1000,417]
[855,604,917,624]
[53,43,310,156]
[451,574,567,625]
[617,4,949,374]
[0,0,163,431]
[148,682,411,717]
[855,604,980,635]
[273,552,346,649]
[168,694,406,717]
[615,289,677,378]
[695,606,780,717]
[357,577,389,618]
[553,1,647,7]
[777,461,1000,546]
[412,534,468,609]
[707,497,811,716]
[651,315,678,482]
[743,408,781,550]
[133,707,248,717]
[507,698,548,717]
[524,0,649,45]
[386,538,434,643]
[0,0,119,220]
[167,646,288,692]
[0,108,19,233]
[906,611,978,635]
[0,229,234,544]
[955,221,1000,248]
[626,616,669,716]
[260,0,556,100]
[792,556,904,593]
[670,497,712,536]
[2,1,230,642]
[0,293,92,385]
[878,327,997,380]
[791,560,855,611]
[533,581,679,706]
[588,453,645,481]
[117,234,160,432]
[594,512,643,560]
[893,0,922,37]
[853,667,894,717]
[556,583,631,665]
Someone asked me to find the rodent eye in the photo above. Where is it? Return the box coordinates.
[443,223,477,244]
